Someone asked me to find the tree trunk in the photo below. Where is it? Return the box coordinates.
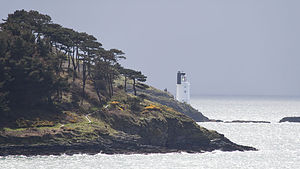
[107,73,113,98]
[67,52,70,70]
[133,78,136,96]
[124,76,127,92]
[96,90,102,104]
[88,62,91,76]
[76,47,80,73]
[110,74,114,97]
[94,84,102,104]
[71,48,78,82]
[81,63,87,105]
[60,58,64,74]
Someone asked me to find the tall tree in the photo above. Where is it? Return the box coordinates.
[0,10,146,113]
[0,10,68,113]
[127,70,147,96]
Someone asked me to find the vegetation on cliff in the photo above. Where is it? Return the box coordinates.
[0,88,255,156]
[0,10,146,121]
[117,78,209,122]
[0,10,255,155]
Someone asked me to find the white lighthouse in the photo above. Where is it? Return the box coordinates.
[176,71,190,104]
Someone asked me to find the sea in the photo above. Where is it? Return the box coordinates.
[1,96,299,169]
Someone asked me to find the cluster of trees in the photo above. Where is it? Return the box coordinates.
[0,10,146,114]
[118,65,147,95]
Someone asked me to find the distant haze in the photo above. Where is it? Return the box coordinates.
[1,0,300,96]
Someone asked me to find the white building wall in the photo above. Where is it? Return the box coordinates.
[176,81,190,104]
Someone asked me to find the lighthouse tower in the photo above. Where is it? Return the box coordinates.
[176,71,190,104]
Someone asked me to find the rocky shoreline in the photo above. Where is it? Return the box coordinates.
[0,108,257,156]
[0,136,256,156]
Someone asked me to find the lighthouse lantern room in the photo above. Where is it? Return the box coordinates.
[176,71,190,104]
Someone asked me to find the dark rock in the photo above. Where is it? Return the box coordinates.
[279,117,300,123]
[0,110,257,156]
[209,119,224,122]
[224,120,271,123]
[93,111,256,155]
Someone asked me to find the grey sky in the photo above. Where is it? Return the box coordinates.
[1,0,300,96]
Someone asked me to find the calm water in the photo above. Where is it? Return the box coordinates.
[1,96,300,169]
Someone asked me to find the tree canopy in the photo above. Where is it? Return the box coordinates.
[0,10,147,115]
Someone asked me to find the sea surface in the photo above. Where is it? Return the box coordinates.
[1,96,300,169]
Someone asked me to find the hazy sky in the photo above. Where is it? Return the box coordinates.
[1,0,300,96]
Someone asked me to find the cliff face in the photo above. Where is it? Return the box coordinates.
[96,105,253,152]
[0,88,255,156]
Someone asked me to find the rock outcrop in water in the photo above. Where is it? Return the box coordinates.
[224,120,271,123]
[279,117,300,123]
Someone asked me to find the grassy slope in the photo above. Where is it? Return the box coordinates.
[115,77,210,122]
[0,76,255,155]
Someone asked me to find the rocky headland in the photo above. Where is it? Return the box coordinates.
[0,87,256,156]
[0,10,256,156]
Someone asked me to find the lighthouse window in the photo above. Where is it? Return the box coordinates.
[184,90,186,93]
